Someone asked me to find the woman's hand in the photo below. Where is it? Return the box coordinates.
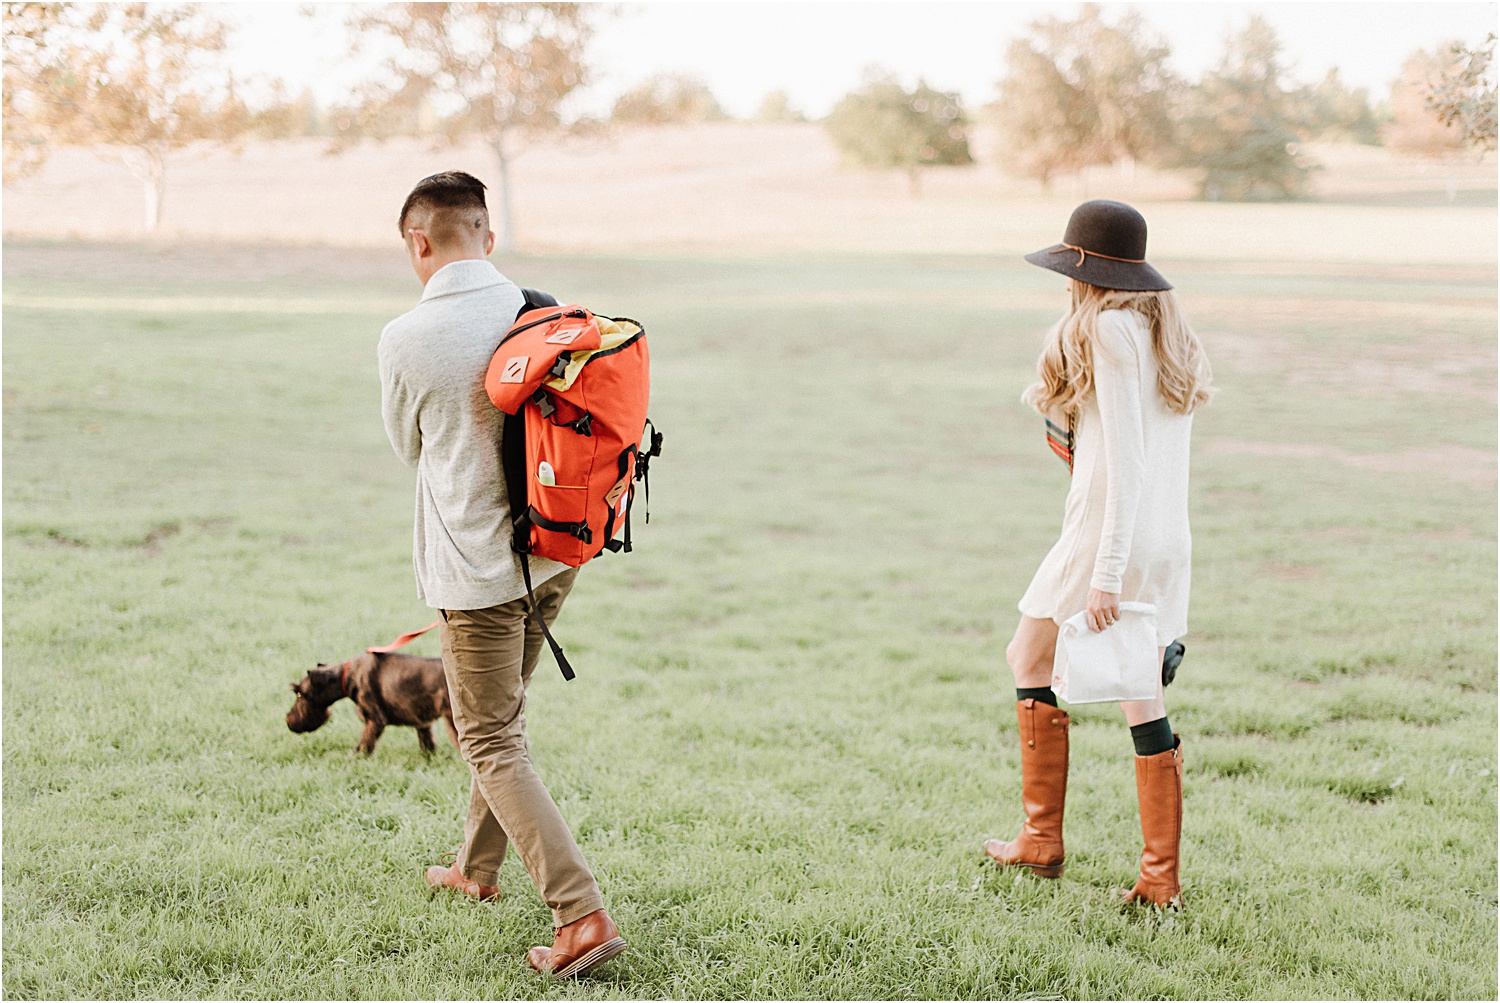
[1086,588,1121,632]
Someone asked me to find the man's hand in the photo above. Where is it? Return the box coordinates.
[1086,588,1121,632]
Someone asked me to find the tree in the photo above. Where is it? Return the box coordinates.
[611,73,726,125]
[1298,68,1380,145]
[1173,16,1312,201]
[255,85,336,140]
[2,1,68,182]
[1425,34,1497,152]
[1385,44,1471,159]
[347,3,598,254]
[10,3,252,230]
[824,72,972,195]
[754,89,804,123]
[990,4,1175,187]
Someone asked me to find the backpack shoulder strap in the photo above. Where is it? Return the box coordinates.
[501,292,547,555]
[501,290,576,682]
[520,287,559,312]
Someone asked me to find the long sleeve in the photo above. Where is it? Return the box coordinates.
[378,333,422,469]
[1090,313,1146,593]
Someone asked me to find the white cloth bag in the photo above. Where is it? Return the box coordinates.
[1052,601,1159,704]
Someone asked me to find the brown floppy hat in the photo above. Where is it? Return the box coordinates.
[1024,199,1172,292]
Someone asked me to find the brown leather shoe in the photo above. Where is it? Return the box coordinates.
[527,908,627,978]
[1120,735,1184,907]
[984,699,1069,878]
[424,859,499,902]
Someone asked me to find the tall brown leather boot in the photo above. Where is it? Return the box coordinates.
[984,699,1069,878]
[1121,735,1183,906]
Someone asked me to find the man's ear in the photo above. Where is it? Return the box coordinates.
[407,228,432,258]
[484,230,495,256]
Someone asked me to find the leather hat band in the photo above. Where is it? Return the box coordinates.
[1050,243,1147,267]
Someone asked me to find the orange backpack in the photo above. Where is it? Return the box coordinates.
[484,290,663,680]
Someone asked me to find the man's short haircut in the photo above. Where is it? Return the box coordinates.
[398,171,490,247]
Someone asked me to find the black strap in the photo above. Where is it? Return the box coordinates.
[601,446,637,553]
[520,288,559,311]
[526,506,592,544]
[507,290,575,682]
[502,298,546,553]
[636,420,663,525]
[520,553,574,681]
[501,411,530,554]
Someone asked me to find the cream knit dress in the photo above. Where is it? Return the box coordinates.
[1018,308,1192,645]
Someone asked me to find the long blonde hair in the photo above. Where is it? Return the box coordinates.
[1024,280,1213,418]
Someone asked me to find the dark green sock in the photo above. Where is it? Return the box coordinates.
[1130,716,1175,757]
[1016,687,1057,707]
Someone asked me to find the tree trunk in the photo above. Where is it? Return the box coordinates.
[130,145,167,232]
[492,136,515,254]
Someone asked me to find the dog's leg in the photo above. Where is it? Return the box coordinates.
[356,715,386,756]
[417,724,436,755]
[443,712,462,752]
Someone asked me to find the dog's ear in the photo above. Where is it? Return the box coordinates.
[316,662,330,668]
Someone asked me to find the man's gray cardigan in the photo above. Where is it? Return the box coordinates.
[378,259,567,610]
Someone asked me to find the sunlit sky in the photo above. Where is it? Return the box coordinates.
[226,2,1498,118]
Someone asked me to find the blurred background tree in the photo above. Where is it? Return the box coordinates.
[346,2,599,253]
[1173,16,1312,201]
[611,73,726,125]
[1424,33,1497,152]
[1297,68,1381,144]
[8,2,252,230]
[824,71,972,196]
[2,1,69,182]
[990,4,1175,190]
[754,89,805,124]
[1386,43,1471,159]
[1384,39,1490,202]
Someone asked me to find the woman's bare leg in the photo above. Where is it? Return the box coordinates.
[1006,615,1059,689]
[1118,647,1167,726]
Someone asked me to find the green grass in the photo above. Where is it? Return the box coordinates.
[3,242,1495,999]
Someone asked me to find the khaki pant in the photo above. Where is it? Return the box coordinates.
[439,568,603,927]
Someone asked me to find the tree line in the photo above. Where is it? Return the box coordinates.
[3,1,598,249]
[834,8,1495,200]
[3,2,1495,246]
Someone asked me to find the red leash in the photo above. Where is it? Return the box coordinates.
[340,619,443,694]
[368,619,442,653]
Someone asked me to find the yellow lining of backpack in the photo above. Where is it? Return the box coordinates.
[544,317,644,392]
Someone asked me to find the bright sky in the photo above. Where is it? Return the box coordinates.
[227,2,1498,117]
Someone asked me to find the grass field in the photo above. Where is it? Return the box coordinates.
[3,240,1496,999]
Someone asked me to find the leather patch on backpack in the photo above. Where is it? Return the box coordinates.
[500,356,529,383]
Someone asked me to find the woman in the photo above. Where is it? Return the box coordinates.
[983,200,1212,907]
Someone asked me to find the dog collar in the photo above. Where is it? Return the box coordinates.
[340,660,353,696]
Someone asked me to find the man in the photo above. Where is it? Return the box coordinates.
[377,171,626,978]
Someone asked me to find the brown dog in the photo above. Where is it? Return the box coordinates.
[286,652,460,756]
